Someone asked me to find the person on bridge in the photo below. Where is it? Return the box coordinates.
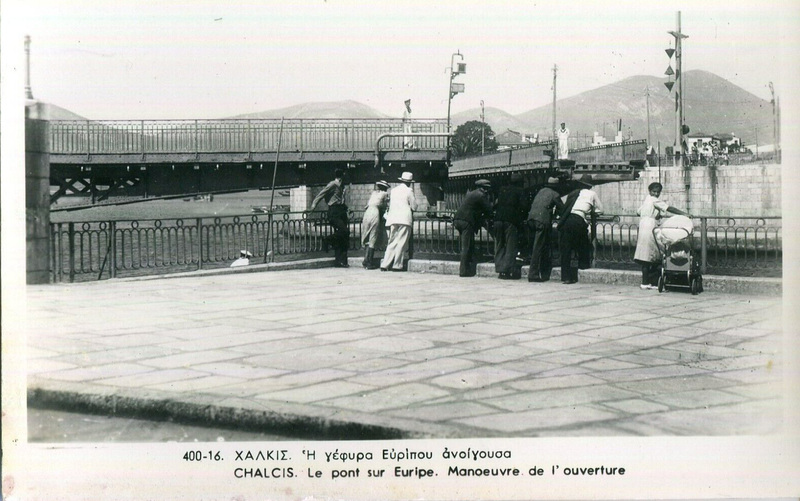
[634,182,689,289]
[493,173,527,279]
[557,175,602,284]
[526,178,565,282]
[380,172,416,272]
[557,122,570,159]
[310,168,350,268]
[403,99,415,150]
[453,179,493,277]
[361,180,390,269]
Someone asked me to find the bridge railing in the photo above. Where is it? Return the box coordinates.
[49,118,450,155]
[49,211,781,282]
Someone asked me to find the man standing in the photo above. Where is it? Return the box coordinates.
[453,179,493,277]
[493,173,527,279]
[557,122,570,159]
[380,172,416,271]
[557,175,602,284]
[526,178,564,282]
[309,168,350,268]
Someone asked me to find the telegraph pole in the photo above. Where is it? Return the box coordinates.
[668,12,688,168]
[25,35,34,99]
[645,85,652,147]
[769,82,778,161]
[480,99,485,155]
[551,64,558,141]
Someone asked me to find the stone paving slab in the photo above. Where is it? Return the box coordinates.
[24,260,789,439]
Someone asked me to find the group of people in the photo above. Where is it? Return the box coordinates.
[452,173,601,284]
[310,169,417,272]
[451,175,687,288]
[311,167,687,289]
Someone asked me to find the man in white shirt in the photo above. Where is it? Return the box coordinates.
[380,172,417,271]
[557,175,602,284]
[557,122,570,159]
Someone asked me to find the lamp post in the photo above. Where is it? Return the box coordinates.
[446,51,466,135]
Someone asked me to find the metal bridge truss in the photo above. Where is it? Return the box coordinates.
[49,118,450,204]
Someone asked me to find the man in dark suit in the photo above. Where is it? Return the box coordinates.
[453,179,493,277]
[493,173,527,279]
[526,178,565,282]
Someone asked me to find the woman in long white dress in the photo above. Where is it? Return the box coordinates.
[360,181,390,269]
[634,182,688,289]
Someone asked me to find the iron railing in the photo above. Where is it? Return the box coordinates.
[50,211,781,282]
[49,118,450,156]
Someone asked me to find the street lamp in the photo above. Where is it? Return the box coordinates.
[446,51,466,134]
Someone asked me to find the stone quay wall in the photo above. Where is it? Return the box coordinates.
[291,163,781,220]
[595,163,782,219]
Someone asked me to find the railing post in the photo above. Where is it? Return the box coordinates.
[140,120,145,157]
[247,119,252,155]
[110,221,117,278]
[269,212,275,263]
[68,222,75,283]
[194,120,199,158]
[85,120,91,158]
[197,217,204,270]
[299,119,304,153]
[700,217,707,274]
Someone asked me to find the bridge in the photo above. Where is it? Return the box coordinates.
[48,118,450,203]
[47,117,647,206]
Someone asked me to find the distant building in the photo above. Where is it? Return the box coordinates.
[495,129,539,151]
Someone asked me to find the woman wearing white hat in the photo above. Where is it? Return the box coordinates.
[380,172,416,271]
[361,180,390,269]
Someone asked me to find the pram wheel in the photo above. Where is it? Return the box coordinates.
[691,277,700,295]
[658,274,665,293]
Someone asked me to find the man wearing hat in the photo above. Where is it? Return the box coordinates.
[526,177,565,282]
[453,179,493,277]
[557,175,602,284]
[310,168,350,267]
[493,172,528,279]
[380,172,416,271]
[361,180,390,269]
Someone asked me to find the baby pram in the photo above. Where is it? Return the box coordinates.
[652,215,703,295]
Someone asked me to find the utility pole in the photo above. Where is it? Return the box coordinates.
[668,12,688,168]
[645,85,652,147]
[769,82,778,161]
[777,96,781,162]
[25,35,34,100]
[551,64,558,142]
[480,99,485,155]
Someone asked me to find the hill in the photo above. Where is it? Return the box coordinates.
[42,70,774,147]
[455,70,774,147]
[230,100,391,119]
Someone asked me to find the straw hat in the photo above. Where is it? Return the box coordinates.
[399,172,414,182]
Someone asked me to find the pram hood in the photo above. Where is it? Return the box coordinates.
[655,215,694,247]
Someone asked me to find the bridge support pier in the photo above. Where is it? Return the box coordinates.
[26,102,51,284]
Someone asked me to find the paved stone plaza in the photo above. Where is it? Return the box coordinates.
[25,261,785,439]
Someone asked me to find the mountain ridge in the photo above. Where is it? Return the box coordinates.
[41,70,775,146]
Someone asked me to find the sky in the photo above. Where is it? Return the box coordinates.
[2,0,797,120]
